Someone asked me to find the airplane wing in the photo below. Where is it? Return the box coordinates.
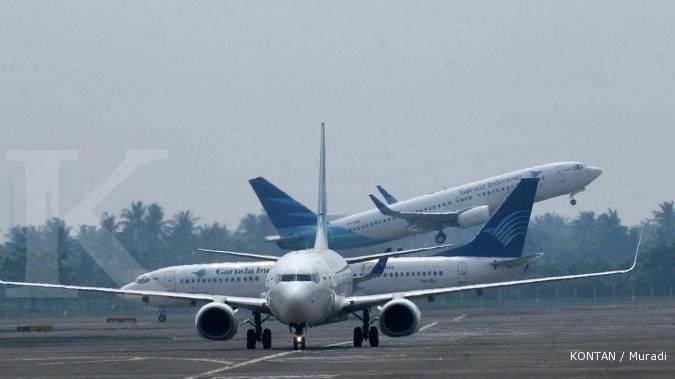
[369,194,487,231]
[344,243,453,264]
[196,249,280,261]
[342,234,641,312]
[0,280,268,312]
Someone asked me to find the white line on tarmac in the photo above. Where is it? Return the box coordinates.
[186,321,439,379]
[452,313,467,322]
[185,351,298,379]
[418,321,438,332]
[9,356,232,366]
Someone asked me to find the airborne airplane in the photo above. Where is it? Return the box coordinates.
[250,161,602,249]
[1,124,638,351]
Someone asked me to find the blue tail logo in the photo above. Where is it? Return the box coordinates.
[249,177,317,236]
[482,210,531,247]
[435,178,538,258]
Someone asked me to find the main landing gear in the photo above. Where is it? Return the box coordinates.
[352,309,379,347]
[157,309,167,323]
[290,323,306,350]
[245,312,272,350]
[569,193,577,206]
[435,231,447,244]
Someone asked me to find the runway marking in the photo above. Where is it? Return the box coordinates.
[10,355,232,366]
[452,313,467,322]
[418,322,438,332]
[186,322,441,379]
[185,351,298,379]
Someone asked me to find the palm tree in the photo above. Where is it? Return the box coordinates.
[653,201,675,245]
[99,212,118,233]
[199,222,232,249]
[143,203,167,241]
[120,201,145,243]
[168,210,200,241]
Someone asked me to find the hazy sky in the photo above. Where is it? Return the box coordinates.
[1,1,674,235]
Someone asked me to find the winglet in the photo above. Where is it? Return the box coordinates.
[369,194,397,216]
[376,185,398,204]
[314,123,329,249]
[627,229,643,272]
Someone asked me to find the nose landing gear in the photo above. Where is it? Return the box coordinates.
[245,312,272,350]
[435,231,447,244]
[157,309,167,323]
[290,323,306,350]
[569,193,577,206]
[352,309,379,347]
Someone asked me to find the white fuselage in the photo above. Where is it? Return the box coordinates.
[327,162,600,243]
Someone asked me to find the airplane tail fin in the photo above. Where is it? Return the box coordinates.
[435,178,538,258]
[249,177,317,237]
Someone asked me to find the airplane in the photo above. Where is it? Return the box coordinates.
[119,173,544,324]
[1,124,638,351]
[250,161,602,249]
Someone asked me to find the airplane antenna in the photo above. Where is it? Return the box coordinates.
[314,123,329,249]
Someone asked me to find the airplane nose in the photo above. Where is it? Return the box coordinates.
[121,282,135,290]
[278,283,313,323]
[587,166,602,180]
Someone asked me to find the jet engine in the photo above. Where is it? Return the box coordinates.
[195,303,238,340]
[457,205,490,229]
[378,299,421,337]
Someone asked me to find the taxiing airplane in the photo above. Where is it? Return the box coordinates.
[251,161,601,249]
[1,124,636,351]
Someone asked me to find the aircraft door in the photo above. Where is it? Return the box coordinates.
[164,271,176,292]
[457,262,468,284]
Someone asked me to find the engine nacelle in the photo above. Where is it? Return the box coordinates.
[378,298,422,337]
[194,303,238,340]
[457,205,490,229]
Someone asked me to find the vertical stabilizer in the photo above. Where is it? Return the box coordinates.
[314,123,329,249]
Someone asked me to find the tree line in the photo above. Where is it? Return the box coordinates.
[0,200,673,300]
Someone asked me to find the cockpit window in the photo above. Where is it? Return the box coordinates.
[136,277,150,284]
[574,164,585,170]
[279,274,318,283]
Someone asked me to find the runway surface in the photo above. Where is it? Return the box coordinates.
[0,301,673,378]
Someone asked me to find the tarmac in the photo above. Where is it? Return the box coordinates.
[0,300,673,378]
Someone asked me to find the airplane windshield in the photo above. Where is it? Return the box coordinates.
[574,164,585,170]
[136,277,150,284]
[279,274,318,283]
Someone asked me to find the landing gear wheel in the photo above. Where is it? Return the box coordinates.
[262,328,272,349]
[368,326,379,347]
[157,313,167,323]
[353,327,363,347]
[570,198,577,206]
[293,336,306,350]
[435,232,447,244]
[246,329,256,350]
